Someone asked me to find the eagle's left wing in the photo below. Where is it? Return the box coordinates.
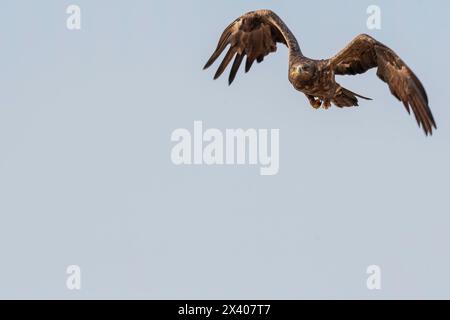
[203,10,300,85]
[330,34,436,135]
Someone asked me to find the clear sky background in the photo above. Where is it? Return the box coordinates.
[0,0,449,299]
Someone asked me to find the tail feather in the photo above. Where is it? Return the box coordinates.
[344,88,372,101]
[333,86,372,108]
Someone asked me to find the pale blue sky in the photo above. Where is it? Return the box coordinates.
[0,0,449,299]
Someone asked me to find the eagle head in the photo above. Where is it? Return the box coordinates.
[291,62,316,82]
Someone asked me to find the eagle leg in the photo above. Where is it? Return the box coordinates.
[307,95,322,109]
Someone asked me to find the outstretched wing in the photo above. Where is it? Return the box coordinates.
[203,10,299,85]
[330,34,436,135]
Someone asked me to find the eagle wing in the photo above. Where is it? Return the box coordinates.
[330,34,436,135]
[203,10,299,85]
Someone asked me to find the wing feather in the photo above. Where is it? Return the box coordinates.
[213,46,236,80]
[229,53,244,85]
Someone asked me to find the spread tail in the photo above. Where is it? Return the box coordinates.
[333,86,372,108]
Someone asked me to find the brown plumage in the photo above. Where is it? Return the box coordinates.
[204,9,437,136]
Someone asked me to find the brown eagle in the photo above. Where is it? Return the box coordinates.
[204,10,436,135]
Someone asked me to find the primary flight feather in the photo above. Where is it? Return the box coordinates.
[204,9,437,135]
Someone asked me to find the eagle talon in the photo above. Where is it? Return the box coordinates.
[322,100,332,110]
[310,99,322,109]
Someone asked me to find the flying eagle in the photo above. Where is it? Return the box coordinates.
[204,10,437,135]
